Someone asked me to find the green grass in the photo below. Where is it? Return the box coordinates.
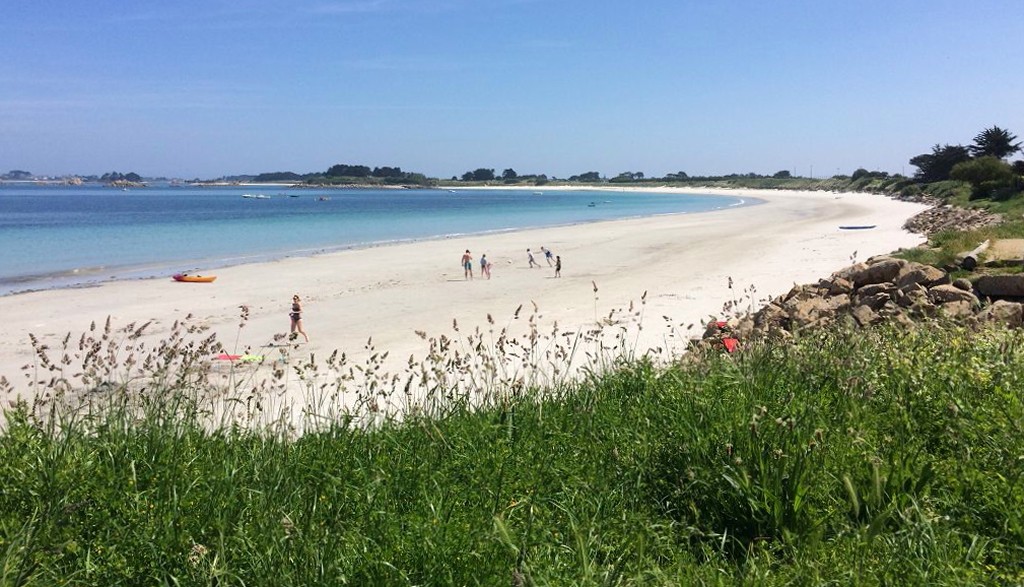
[2,323,1024,585]
[895,218,1024,269]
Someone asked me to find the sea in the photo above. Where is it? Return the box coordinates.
[0,183,751,296]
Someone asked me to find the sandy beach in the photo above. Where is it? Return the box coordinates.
[0,187,930,416]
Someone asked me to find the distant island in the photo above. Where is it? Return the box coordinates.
[3,125,1022,202]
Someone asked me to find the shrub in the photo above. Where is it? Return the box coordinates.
[951,157,1016,200]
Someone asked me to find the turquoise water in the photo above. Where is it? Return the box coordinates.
[0,184,752,295]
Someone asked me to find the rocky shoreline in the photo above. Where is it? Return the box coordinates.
[702,201,1019,349]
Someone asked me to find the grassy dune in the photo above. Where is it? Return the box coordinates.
[2,323,1023,585]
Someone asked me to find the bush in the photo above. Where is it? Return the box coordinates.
[900,184,922,198]
[952,157,1016,200]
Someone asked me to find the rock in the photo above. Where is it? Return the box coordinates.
[974,275,1024,298]
[787,297,833,327]
[898,281,927,295]
[857,291,893,311]
[895,263,949,289]
[929,284,979,306]
[904,205,1002,236]
[754,303,788,330]
[939,300,976,320]
[832,263,868,282]
[978,300,1023,327]
[827,294,851,313]
[827,277,853,296]
[952,278,973,291]
[858,283,896,297]
[879,300,901,316]
[848,259,905,288]
[851,304,880,327]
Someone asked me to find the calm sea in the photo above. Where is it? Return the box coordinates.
[0,184,751,295]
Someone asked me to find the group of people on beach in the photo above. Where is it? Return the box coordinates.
[461,249,493,280]
[288,246,563,342]
[527,246,561,277]
[461,246,560,280]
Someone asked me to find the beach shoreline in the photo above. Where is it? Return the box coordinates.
[0,187,931,413]
[0,185,749,298]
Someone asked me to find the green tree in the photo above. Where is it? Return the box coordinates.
[950,156,1018,200]
[502,168,518,180]
[372,166,403,178]
[255,171,303,182]
[462,168,495,181]
[773,170,792,179]
[909,144,971,183]
[326,164,371,178]
[970,126,1021,159]
[610,171,645,183]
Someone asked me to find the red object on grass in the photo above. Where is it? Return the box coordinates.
[722,338,739,353]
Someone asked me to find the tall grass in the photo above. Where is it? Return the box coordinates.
[2,321,1024,584]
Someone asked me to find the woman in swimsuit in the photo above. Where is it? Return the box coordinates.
[289,294,310,342]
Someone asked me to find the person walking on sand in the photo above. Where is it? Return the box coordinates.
[554,255,562,278]
[461,249,474,280]
[480,254,491,279]
[527,248,539,268]
[542,246,554,266]
[289,294,310,342]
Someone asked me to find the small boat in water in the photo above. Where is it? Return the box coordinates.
[173,273,217,283]
[241,194,270,199]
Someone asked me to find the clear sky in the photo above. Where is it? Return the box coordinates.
[2,1,1022,180]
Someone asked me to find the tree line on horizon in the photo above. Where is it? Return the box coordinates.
[6,126,1021,194]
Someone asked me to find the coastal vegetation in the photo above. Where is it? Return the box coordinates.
[252,164,434,187]
[2,318,1023,584]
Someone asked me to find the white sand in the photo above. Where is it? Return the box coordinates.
[0,187,930,415]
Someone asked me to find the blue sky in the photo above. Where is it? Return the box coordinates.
[1,0,1021,179]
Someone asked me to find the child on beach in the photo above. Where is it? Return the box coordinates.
[554,255,561,278]
[480,254,491,279]
[461,249,473,280]
[527,248,539,268]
